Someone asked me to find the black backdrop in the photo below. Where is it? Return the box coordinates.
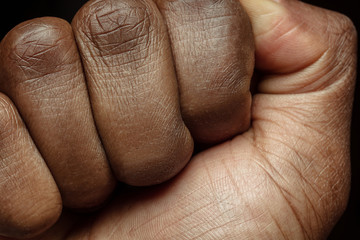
[0,0,359,238]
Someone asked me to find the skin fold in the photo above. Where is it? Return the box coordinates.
[0,0,357,239]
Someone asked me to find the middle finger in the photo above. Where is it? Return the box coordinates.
[72,0,194,186]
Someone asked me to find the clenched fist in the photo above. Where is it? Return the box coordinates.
[0,0,357,239]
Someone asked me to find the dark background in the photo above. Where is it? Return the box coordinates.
[0,0,358,239]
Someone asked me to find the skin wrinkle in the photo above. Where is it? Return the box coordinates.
[143,180,224,238]
[188,162,230,238]
[256,4,326,73]
[249,124,324,235]
[256,161,309,239]
[178,0,226,9]
[6,25,81,102]
[158,1,253,102]
[152,156,261,239]
[0,97,62,238]
[100,61,177,127]
[0,0,355,238]
[81,20,161,76]
[0,103,19,140]
[157,201,215,238]
[254,106,334,180]
[93,0,352,238]
[72,0,193,185]
[258,1,357,93]
[19,75,81,103]
[250,113,347,237]
[83,2,154,57]
[285,51,351,93]
[12,32,71,72]
[1,16,117,212]
[268,213,288,240]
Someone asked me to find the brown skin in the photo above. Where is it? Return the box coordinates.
[0,0,357,239]
[72,0,195,186]
[0,94,61,239]
[0,18,116,209]
[155,0,254,145]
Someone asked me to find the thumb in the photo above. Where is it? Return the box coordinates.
[239,0,357,235]
[241,0,326,74]
[241,0,357,93]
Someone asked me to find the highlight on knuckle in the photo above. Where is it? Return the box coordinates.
[76,0,155,56]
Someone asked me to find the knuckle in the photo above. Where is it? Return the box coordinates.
[333,13,356,35]
[327,12,357,49]
[0,17,74,87]
[320,11,357,89]
[74,0,157,56]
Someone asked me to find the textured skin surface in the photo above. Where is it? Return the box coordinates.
[0,0,357,239]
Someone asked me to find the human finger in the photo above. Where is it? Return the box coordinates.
[0,17,116,209]
[0,94,61,239]
[72,0,194,186]
[156,0,255,145]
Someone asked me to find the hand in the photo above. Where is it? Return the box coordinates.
[0,0,357,239]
